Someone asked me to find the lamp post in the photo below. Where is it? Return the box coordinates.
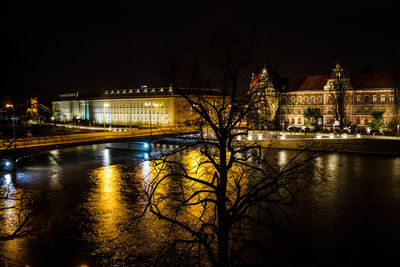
[145,102,152,143]
[103,103,109,132]
[153,102,163,127]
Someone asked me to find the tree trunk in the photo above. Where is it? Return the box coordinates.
[216,137,230,267]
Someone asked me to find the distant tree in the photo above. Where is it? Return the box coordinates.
[250,67,280,130]
[304,108,322,129]
[327,63,351,130]
[370,111,384,131]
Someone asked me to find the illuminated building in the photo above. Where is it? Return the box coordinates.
[252,63,398,130]
[52,87,221,126]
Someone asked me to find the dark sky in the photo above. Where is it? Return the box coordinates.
[3,0,400,98]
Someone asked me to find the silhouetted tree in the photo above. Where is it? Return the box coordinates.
[138,32,325,266]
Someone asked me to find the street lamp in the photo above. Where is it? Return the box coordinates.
[153,102,163,126]
[145,102,152,144]
[103,103,109,132]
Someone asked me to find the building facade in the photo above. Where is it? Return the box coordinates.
[254,63,398,130]
[52,87,220,127]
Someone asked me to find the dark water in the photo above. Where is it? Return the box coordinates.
[1,144,400,266]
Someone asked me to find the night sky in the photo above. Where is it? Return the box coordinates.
[3,0,400,100]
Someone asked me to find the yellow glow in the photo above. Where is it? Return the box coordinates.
[103,103,110,108]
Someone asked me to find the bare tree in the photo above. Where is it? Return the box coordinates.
[0,179,57,241]
[327,63,352,130]
[138,33,324,266]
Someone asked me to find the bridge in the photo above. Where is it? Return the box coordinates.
[0,127,195,171]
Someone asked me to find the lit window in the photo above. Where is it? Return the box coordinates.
[291,96,295,104]
[298,97,302,104]
[389,95,394,102]
[380,107,385,113]
[357,95,361,102]
[373,95,377,102]
[364,107,369,114]
[372,107,377,113]
[318,96,323,104]
[311,96,315,103]
[305,96,309,104]
[297,108,301,113]
[298,118,302,124]
[381,95,386,102]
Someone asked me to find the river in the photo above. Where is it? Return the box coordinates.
[1,143,400,266]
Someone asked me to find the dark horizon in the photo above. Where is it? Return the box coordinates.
[3,0,400,99]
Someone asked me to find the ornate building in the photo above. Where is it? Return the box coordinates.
[253,63,398,130]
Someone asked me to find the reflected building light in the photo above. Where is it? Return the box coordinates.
[4,173,11,184]
[278,151,287,168]
[103,149,110,166]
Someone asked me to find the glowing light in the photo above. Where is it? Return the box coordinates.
[316,134,321,139]
[144,143,149,148]
[356,134,361,138]
[103,103,110,108]
[5,161,11,166]
[329,134,334,139]
[258,134,263,140]
[237,135,241,141]
[342,133,348,139]
[4,174,11,184]
[280,135,286,140]
[248,135,252,141]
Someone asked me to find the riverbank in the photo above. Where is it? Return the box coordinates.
[258,136,400,156]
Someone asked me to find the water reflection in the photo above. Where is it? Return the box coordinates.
[1,144,400,266]
[84,164,127,257]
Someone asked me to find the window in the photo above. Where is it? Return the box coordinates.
[298,97,302,104]
[328,107,332,113]
[365,95,370,103]
[356,107,361,113]
[298,118,302,124]
[389,95,394,102]
[291,96,295,104]
[318,96,323,104]
[291,118,295,124]
[389,107,393,113]
[357,95,361,102]
[291,108,295,114]
[297,108,301,113]
[381,95,386,102]
[305,96,309,104]
[364,107,369,114]
[372,107,377,113]
[373,95,377,102]
[356,118,361,124]
[311,96,316,103]
[364,119,369,125]
[328,95,333,104]
[380,107,385,113]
